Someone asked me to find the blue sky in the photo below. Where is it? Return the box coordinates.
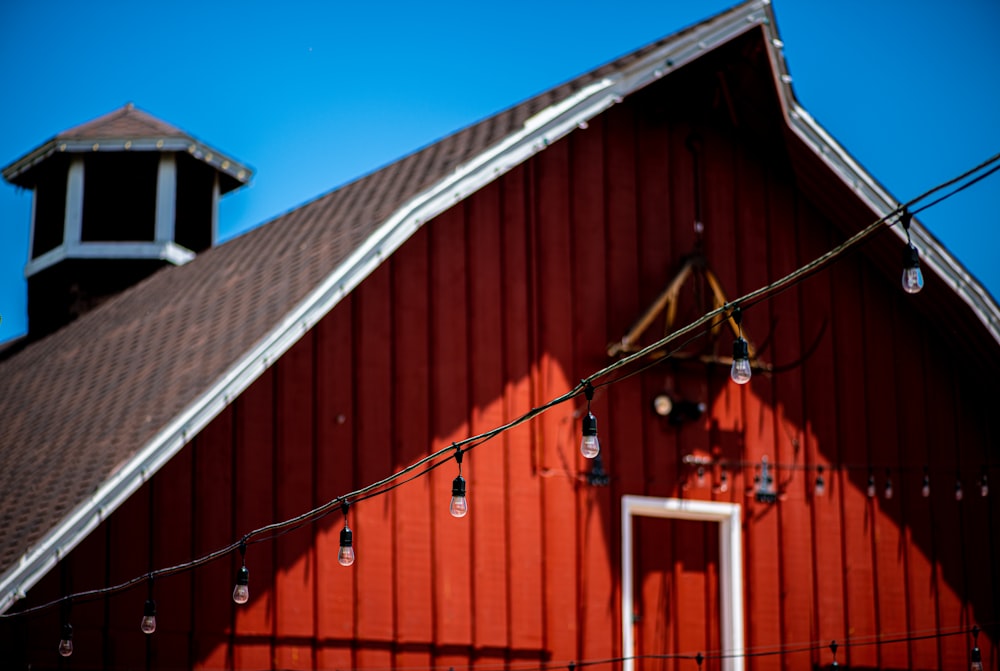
[1,1,998,343]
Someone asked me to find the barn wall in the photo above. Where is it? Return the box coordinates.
[4,75,998,671]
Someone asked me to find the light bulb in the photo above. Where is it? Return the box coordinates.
[580,412,600,459]
[815,466,826,497]
[955,480,964,501]
[970,646,983,671]
[652,393,673,417]
[922,473,931,498]
[867,473,876,498]
[233,565,250,604]
[140,599,157,634]
[338,525,355,566]
[58,623,73,657]
[980,473,989,497]
[884,472,893,500]
[450,475,468,518]
[901,244,924,294]
[717,471,729,493]
[730,337,751,384]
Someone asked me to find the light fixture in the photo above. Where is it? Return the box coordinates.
[970,625,983,671]
[233,540,250,604]
[140,599,157,634]
[338,501,356,566]
[580,381,600,459]
[58,623,73,657]
[955,478,964,502]
[922,467,931,498]
[450,447,468,518]
[652,392,707,426]
[867,471,876,498]
[814,465,826,497]
[900,210,924,294]
[652,393,673,417]
[730,307,751,385]
[884,469,893,500]
[829,640,840,668]
[980,468,989,497]
[755,456,776,503]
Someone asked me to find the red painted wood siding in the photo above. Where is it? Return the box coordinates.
[4,78,998,671]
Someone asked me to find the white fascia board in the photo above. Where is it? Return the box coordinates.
[24,242,195,277]
[3,138,251,186]
[758,2,1000,346]
[0,1,775,614]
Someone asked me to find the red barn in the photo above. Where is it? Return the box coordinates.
[1,2,997,670]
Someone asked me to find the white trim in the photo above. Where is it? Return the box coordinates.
[211,173,220,246]
[64,157,84,246]
[2,138,251,186]
[621,495,744,671]
[155,154,177,242]
[23,241,195,277]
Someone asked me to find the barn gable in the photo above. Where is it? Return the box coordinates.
[1,1,998,668]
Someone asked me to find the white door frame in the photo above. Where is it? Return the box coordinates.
[621,495,744,671]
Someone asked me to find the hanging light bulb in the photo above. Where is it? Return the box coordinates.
[980,469,989,497]
[140,599,157,634]
[884,470,893,500]
[233,539,250,604]
[922,467,931,498]
[970,625,983,671]
[730,308,751,385]
[580,381,600,459]
[899,210,924,294]
[338,501,355,567]
[955,478,964,502]
[867,471,876,498]
[450,447,468,518]
[814,465,826,497]
[829,640,840,668]
[717,470,729,494]
[58,623,73,657]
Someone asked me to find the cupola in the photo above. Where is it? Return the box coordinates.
[1,103,251,338]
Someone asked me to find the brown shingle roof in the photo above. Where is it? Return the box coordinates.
[55,102,188,140]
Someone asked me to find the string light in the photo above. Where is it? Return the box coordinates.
[955,477,964,502]
[829,640,840,668]
[884,469,893,500]
[580,381,600,459]
[4,154,997,628]
[867,470,877,498]
[58,622,73,657]
[141,599,157,634]
[899,210,924,294]
[730,307,752,385]
[979,468,989,497]
[233,540,250,605]
[922,467,931,498]
[338,501,356,567]
[695,651,704,670]
[970,625,983,671]
[814,465,826,496]
[714,470,729,494]
[449,447,468,518]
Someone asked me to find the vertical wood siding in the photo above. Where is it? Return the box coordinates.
[5,81,998,671]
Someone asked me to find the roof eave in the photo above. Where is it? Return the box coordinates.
[2,137,252,191]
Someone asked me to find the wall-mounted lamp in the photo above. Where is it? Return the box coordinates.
[652,393,706,426]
